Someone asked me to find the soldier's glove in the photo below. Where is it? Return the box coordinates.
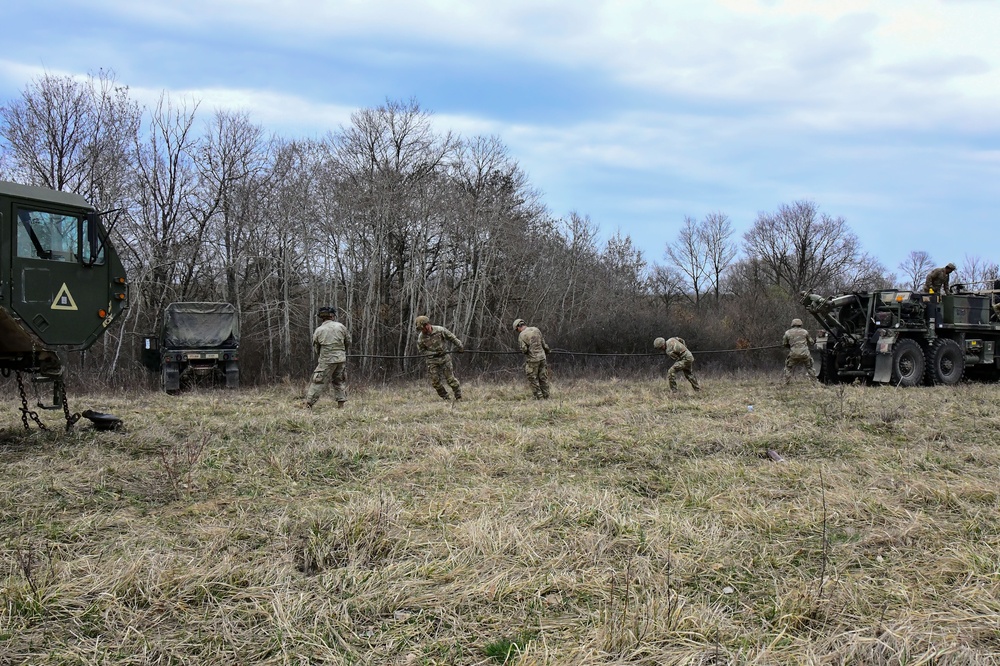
[456,348,465,354]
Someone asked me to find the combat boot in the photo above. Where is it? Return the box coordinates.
[437,388,451,400]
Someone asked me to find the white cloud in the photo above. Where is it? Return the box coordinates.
[42,1,1000,134]
[4,0,999,271]
[128,85,357,138]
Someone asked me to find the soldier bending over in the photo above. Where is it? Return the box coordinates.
[415,315,465,401]
[654,336,701,393]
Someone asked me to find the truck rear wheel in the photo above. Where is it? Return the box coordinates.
[928,338,964,385]
[818,351,839,384]
[890,338,924,387]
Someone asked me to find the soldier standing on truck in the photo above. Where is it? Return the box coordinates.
[924,263,957,294]
[653,336,701,393]
[782,318,816,384]
[513,318,552,399]
[305,307,350,409]
[415,315,465,401]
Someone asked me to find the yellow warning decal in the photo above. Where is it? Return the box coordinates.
[51,283,78,311]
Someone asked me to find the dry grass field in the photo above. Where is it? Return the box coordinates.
[1,374,999,665]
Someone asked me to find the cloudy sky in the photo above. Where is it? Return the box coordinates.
[3,0,999,280]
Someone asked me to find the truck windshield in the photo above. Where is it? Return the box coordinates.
[16,207,105,264]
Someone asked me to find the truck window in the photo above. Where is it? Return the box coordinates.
[16,207,104,264]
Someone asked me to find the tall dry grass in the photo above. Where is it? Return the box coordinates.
[1,375,999,665]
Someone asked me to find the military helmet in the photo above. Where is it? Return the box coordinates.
[945,262,957,271]
[414,315,430,329]
[317,306,336,318]
[653,337,666,349]
[791,318,803,327]
[512,318,526,330]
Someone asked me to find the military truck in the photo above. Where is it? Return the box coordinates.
[0,180,128,427]
[141,302,239,393]
[803,284,1000,386]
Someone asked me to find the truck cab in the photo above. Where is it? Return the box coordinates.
[0,180,128,374]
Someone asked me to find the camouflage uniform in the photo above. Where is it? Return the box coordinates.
[417,320,464,400]
[782,319,815,384]
[656,336,701,392]
[515,319,551,399]
[924,263,956,294]
[800,291,831,313]
[305,312,350,407]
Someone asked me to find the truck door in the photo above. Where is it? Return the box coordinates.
[9,202,114,349]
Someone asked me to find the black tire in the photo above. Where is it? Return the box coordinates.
[927,338,964,385]
[818,351,839,384]
[890,338,925,387]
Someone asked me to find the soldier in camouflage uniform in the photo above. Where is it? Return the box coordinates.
[924,262,956,294]
[653,336,701,392]
[800,290,831,313]
[513,318,551,399]
[414,315,465,401]
[305,307,351,408]
[782,318,816,384]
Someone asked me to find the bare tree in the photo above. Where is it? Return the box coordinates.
[666,216,709,305]
[700,212,738,301]
[321,98,458,363]
[742,200,887,295]
[198,109,273,307]
[648,264,685,311]
[602,231,647,296]
[898,251,935,291]
[448,134,546,348]
[960,255,1000,291]
[125,94,204,317]
[0,70,140,208]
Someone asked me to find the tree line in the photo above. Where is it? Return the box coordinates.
[2,71,993,387]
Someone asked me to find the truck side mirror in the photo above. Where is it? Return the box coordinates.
[85,211,101,266]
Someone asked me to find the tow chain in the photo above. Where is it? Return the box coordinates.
[15,371,81,432]
[60,381,82,430]
[16,371,47,431]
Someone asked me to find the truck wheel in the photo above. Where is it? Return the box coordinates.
[818,351,839,384]
[890,338,924,387]
[928,338,964,385]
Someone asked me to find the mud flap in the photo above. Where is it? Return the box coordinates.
[162,362,181,392]
[225,360,239,389]
[873,354,892,383]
